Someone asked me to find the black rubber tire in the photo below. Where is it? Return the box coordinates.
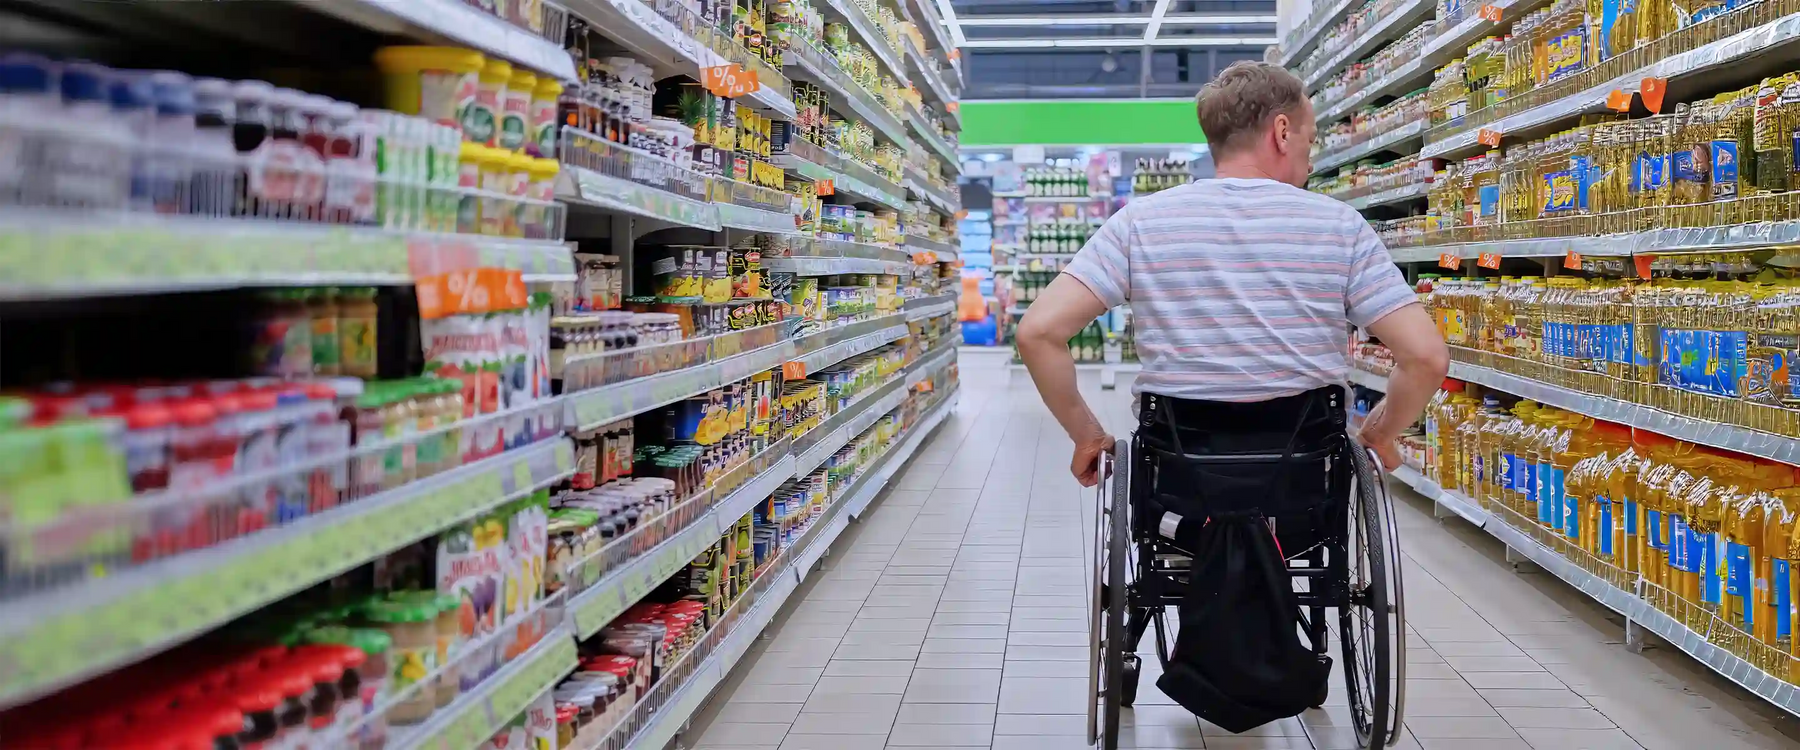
[1342,466,1392,750]
[1120,654,1141,707]
[1101,440,1130,750]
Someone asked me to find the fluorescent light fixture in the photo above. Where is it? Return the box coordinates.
[958,37,1279,48]
[1144,0,1173,40]
[951,14,1277,26]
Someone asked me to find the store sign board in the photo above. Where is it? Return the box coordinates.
[1013,145,1046,164]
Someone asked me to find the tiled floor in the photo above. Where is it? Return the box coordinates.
[683,350,1800,750]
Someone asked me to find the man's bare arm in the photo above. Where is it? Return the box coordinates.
[1016,274,1114,484]
[1359,302,1450,469]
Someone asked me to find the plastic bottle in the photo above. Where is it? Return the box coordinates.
[1762,492,1797,672]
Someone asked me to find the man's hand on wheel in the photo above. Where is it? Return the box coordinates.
[1355,399,1402,472]
[1072,433,1116,487]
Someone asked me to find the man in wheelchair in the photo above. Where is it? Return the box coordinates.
[1014,61,1449,746]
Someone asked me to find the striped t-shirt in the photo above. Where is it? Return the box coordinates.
[1063,178,1415,402]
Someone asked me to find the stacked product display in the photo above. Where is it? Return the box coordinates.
[0,0,963,746]
[1288,0,1800,715]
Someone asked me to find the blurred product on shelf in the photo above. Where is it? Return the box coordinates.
[0,52,561,239]
[1316,90,1428,156]
[1416,376,1800,678]
[1132,158,1192,196]
[1310,153,1433,201]
[1314,25,1429,114]
[1019,166,1095,197]
[555,373,952,750]
[1418,252,1800,436]
[0,0,964,738]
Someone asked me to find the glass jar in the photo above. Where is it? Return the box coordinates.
[365,601,438,724]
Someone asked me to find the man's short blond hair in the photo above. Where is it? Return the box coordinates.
[1194,61,1307,156]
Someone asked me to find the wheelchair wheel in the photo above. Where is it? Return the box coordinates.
[1088,439,1130,750]
[1341,447,1408,749]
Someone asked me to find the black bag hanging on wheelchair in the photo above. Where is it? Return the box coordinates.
[1141,391,1336,733]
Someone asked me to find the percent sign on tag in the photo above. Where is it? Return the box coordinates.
[1477,129,1502,147]
[1476,252,1503,270]
[702,64,762,98]
[1438,253,1461,270]
[1478,4,1503,20]
[1564,251,1583,270]
[815,178,835,196]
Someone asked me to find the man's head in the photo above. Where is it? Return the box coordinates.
[1194,61,1314,186]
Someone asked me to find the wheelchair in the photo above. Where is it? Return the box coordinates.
[1086,390,1408,750]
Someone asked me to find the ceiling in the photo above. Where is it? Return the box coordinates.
[943,0,1278,99]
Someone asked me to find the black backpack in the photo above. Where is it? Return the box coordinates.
[1155,510,1331,733]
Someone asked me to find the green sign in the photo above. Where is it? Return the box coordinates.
[959,99,1207,147]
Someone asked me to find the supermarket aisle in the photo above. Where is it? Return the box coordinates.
[683,350,1800,750]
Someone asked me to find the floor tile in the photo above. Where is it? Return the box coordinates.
[895,703,997,723]
[1512,728,1643,749]
[885,722,995,746]
[700,723,792,746]
[1494,707,1617,729]
[812,675,911,695]
[787,713,895,735]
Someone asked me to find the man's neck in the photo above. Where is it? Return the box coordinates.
[1213,158,1283,182]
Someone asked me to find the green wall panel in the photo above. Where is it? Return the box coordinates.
[958,99,1205,147]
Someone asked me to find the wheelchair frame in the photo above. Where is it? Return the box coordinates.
[1087,434,1408,750]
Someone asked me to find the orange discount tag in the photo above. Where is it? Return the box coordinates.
[416,273,451,319]
[946,101,959,114]
[815,178,835,196]
[1563,251,1583,270]
[782,361,807,379]
[1438,253,1462,270]
[1634,254,1655,280]
[1477,129,1502,147]
[1478,4,1503,21]
[1606,90,1632,112]
[1641,77,1668,113]
[702,64,762,98]
[1476,252,1502,270]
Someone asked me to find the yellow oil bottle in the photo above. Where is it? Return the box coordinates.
[1666,469,1706,618]
[1766,490,1800,678]
[1552,413,1598,542]
[1476,402,1519,507]
[1525,410,1566,526]
[1579,422,1633,562]
[1723,487,1766,640]
[1604,446,1644,572]
[1502,401,1541,516]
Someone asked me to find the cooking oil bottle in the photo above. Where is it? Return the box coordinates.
[1439,389,1478,492]
[1723,486,1767,636]
[1684,470,1730,626]
[1665,467,1705,615]
[1764,490,1799,675]
[1465,396,1507,505]
[1639,450,1679,591]
[1579,422,1633,560]
[1502,401,1540,516]
[1553,413,1598,540]
[1605,444,1644,569]
[1528,411,1570,528]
